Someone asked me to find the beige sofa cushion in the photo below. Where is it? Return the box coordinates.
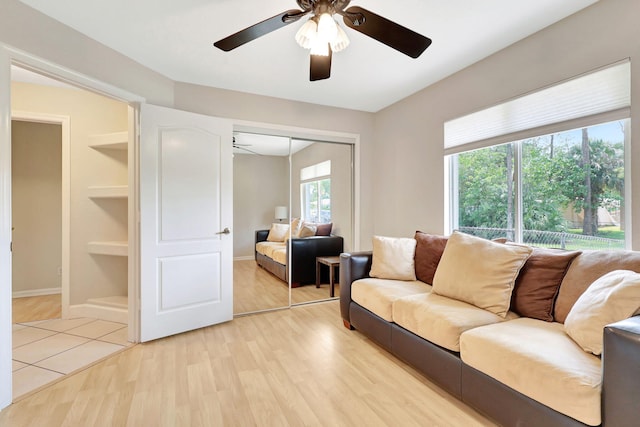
[369,236,417,281]
[351,278,431,322]
[256,241,285,258]
[393,293,518,352]
[564,270,640,355]
[460,318,602,426]
[271,247,287,265]
[432,231,532,317]
[554,250,640,323]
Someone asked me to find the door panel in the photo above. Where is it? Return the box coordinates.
[140,104,233,342]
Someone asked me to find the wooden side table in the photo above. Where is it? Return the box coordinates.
[316,255,341,297]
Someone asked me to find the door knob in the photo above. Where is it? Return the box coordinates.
[216,227,230,235]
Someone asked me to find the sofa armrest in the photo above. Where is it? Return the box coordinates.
[255,230,269,260]
[256,229,269,243]
[602,315,640,426]
[289,235,344,286]
[339,251,372,327]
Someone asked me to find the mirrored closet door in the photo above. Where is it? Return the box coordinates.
[232,132,354,315]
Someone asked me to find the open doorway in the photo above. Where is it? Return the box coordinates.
[11,119,63,322]
[10,67,133,401]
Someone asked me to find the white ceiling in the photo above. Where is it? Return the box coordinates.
[18,0,597,112]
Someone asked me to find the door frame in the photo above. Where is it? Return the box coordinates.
[0,44,144,409]
[11,112,71,314]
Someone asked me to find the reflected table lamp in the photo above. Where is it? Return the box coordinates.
[275,206,288,222]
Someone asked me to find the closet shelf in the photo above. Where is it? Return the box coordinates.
[87,241,128,256]
[88,131,128,150]
[88,185,128,199]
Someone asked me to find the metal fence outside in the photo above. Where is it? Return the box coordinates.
[457,227,625,250]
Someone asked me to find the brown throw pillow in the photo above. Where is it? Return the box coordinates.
[314,223,333,236]
[511,248,581,321]
[414,231,448,284]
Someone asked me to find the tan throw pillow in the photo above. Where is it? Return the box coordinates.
[414,231,448,285]
[432,231,532,318]
[564,270,640,355]
[298,224,317,238]
[369,236,417,281]
[554,250,640,323]
[284,218,302,242]
[266,223,289,242]
[510,248,581,321]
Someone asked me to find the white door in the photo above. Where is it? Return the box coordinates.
[139,104,233,342]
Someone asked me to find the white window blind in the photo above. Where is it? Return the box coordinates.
[300,160,331,181]
[444,60,630,154]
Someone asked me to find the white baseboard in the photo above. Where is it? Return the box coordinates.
[234,256,254,261]
[12,288,62,298]
[68,303,128,323]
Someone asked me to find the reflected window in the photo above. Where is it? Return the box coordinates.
[301,160,331,223]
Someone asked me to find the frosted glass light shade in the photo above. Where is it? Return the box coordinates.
[330,24,350,52]
[317,13,338,41]
[295,19,318,49]
[310,38,330,56]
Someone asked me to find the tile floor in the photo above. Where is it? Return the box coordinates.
[12,317,132,400]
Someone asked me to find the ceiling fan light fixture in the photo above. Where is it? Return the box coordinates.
[310,37,330,56]
[330,23,350,52]
[317,13,338,42]
[295,18,318,49]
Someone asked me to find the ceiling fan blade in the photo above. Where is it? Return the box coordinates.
[310,48,332,81]
[342,6,432,58]
[214,9,307,51]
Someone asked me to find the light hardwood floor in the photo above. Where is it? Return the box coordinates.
[12,294,62,323]
[1,301,496,427]
[234,260,339,314]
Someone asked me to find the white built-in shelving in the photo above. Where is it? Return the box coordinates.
[87,185,128,199]
[87,241,128,256]
[88,131,128,150]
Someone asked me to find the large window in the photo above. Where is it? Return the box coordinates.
[446,61,630,250]
[451,120,627,250]
[300,160,331,223]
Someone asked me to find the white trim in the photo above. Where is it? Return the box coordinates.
[0,47,12,410]
[234,256,254,261]
[3,44,144,104]
[12,111,71,319]
[12,288,61,298]
[68,303,128,324]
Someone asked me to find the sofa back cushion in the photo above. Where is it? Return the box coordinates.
[432,231,532,318]
[554,250,640,323]
[413,231,448,285]
[510,248,581,321]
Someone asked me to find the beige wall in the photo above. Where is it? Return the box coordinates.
[233,153,289,258]
[373,0,640,250]
[291,141,353,251]
[11,120,62,295]
[11,82,128,305]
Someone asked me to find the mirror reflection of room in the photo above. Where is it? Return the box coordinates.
[233,132,353,315]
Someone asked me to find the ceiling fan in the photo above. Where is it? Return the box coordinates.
[233,137,261,155]
[214,0,432,81]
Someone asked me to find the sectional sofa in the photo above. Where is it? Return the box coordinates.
[340,231,640,427]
